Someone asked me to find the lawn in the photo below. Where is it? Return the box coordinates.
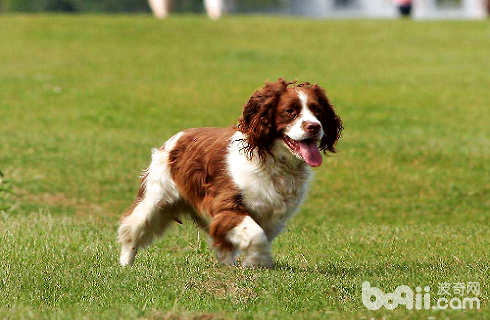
[0,14,489,319]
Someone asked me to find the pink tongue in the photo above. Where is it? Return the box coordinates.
[298,140,323,167]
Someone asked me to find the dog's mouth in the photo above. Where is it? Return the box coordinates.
[282,135,322,167]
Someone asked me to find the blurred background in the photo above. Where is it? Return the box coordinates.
[0,0,489,19]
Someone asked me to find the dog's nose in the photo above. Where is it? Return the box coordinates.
[304,121,321,134]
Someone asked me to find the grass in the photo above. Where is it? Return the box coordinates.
[0,14,489,319]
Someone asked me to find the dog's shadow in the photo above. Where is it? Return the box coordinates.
[272,261,358,276]
[272,260,414,277]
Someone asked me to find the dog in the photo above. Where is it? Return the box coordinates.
[118,79,343,268]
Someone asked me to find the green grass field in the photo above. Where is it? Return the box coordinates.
[0,14,489,319]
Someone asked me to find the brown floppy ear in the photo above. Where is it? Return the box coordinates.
[237,78,291,161]
[312,84,343,153]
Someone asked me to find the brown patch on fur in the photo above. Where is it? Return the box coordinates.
[209,212,247,249]
[237,78,293,162]
[304,84,343,153]
[168,128,247,250]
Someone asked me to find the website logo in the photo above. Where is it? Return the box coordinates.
[362,281,481,310]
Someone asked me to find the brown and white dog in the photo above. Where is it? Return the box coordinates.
[118,79,342,268]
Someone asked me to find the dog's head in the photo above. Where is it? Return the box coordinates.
[237,78,343,167]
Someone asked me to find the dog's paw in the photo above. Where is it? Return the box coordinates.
[242,253,273,269]
[120,245,138,266]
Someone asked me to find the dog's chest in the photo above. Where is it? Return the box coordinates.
[234,160,311,224]
[226,132,312,232]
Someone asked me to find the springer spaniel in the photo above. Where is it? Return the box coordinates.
[118,79,342,268]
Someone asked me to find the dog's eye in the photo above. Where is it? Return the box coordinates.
[311,105,322,114]
[285,108,295,115]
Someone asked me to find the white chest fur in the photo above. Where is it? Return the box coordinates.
[226,132,311,239]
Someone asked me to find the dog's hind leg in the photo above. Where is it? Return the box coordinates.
[118,196,176,266]
[118,133,183,266]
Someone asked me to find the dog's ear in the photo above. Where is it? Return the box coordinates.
[311,84,343,153]
[237,79,290,161]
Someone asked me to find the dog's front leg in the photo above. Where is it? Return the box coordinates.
[210,212,273,268]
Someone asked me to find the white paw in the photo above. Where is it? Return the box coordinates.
[243,252,273,268]
[214,248,238,266]
[120,245,138,266]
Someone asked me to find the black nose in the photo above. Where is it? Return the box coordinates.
[305,121,321,134]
